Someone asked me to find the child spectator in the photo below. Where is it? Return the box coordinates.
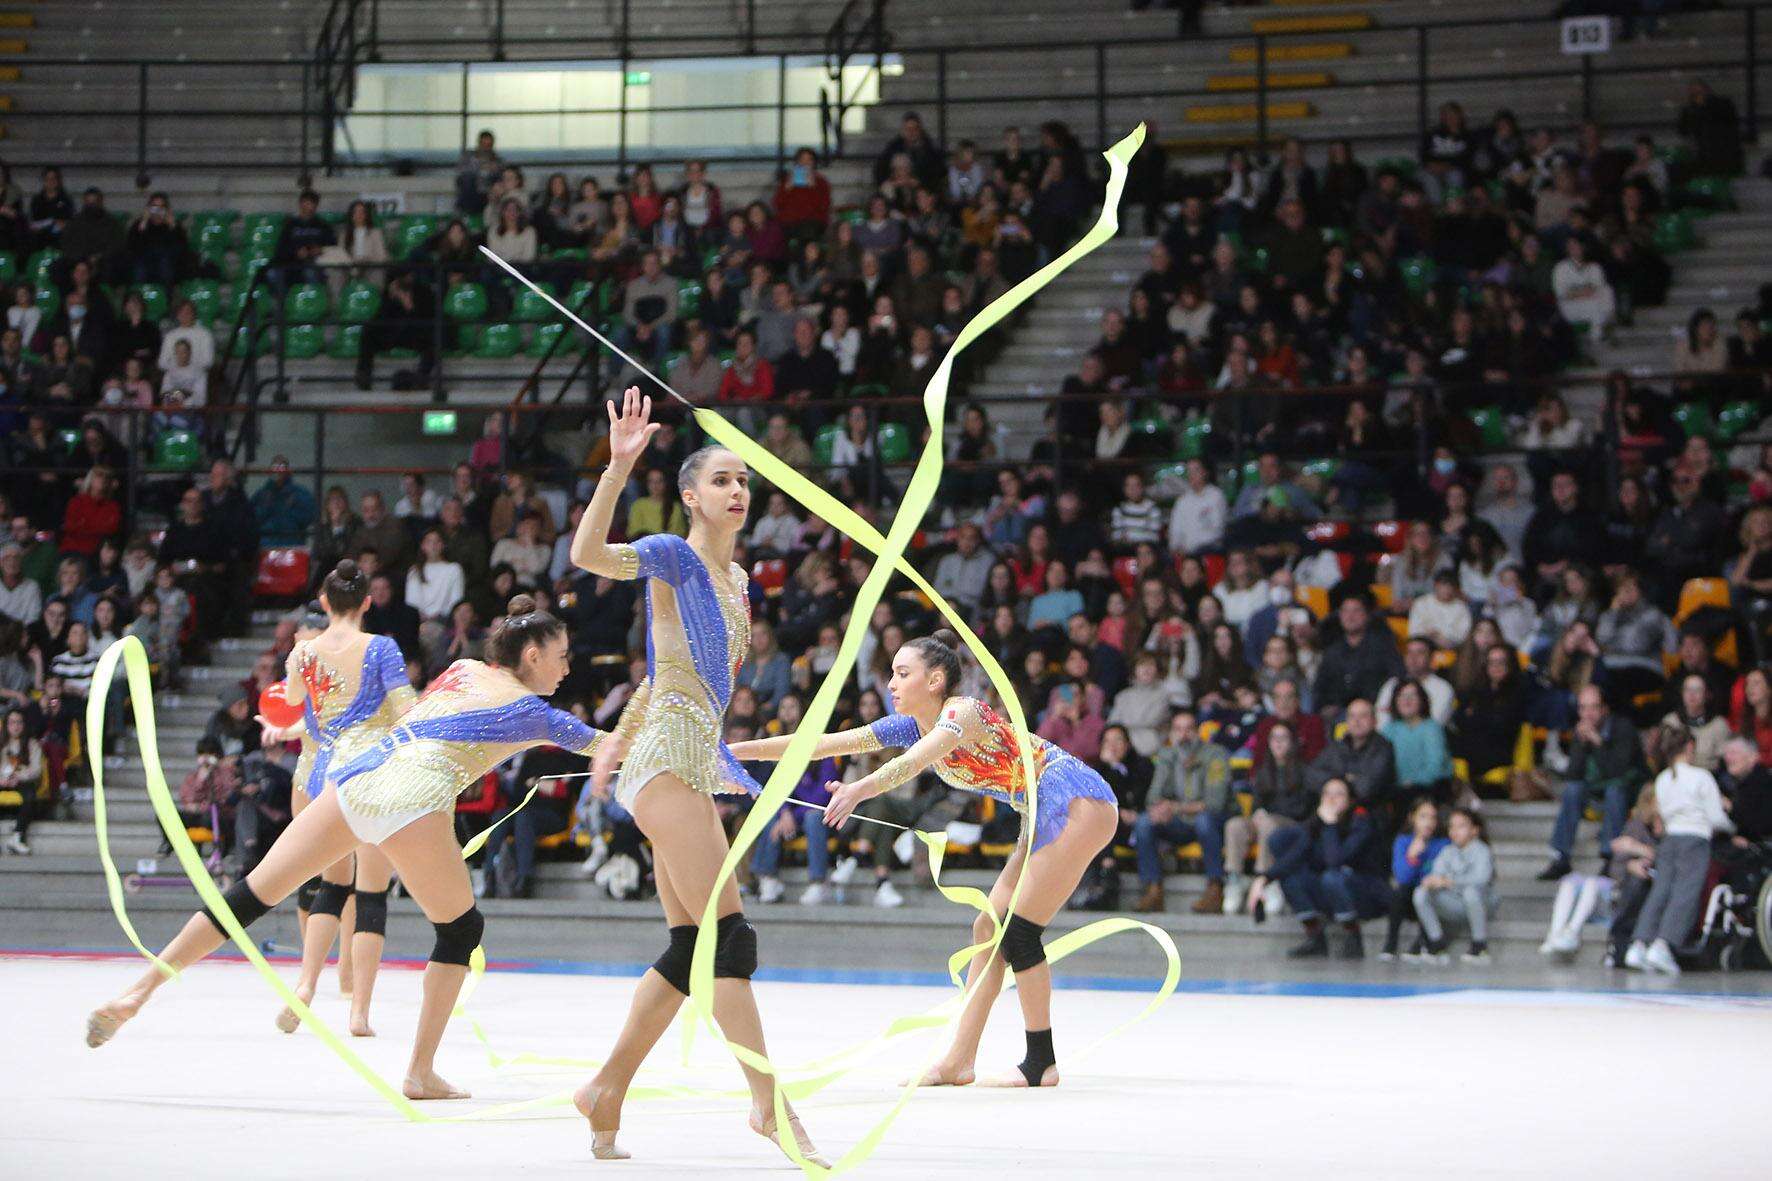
[1624,725,1732,975]
[1410,806,1497,964]
[1380,798,1448,960]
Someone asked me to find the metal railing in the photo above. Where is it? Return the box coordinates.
[820,0,891,160]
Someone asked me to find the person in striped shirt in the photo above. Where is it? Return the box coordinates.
[1109,472,1164,548]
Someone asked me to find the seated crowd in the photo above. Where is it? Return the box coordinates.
[2,94,1770,971]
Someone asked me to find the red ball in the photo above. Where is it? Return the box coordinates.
[259,682,305,729]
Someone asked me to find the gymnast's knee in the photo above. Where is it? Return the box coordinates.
[308,880,353,919]
[713,912,758,980]
[296,877,321,911]
[429,905,485,966]
[354,888,390,938]
[972,910,999,945]
[1000,913,1047,974]
[652,924,697,996]
[202,879,273,936]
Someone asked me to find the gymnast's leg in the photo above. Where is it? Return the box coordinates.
[86,789,361,1047]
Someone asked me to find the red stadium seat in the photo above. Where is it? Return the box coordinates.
[1203,553,1227,588]
[751,558,789,596]
[1371,520,1408,553]
[1335,552,1355,578]
[252,548,310,599]
[1305,521,1351,545]
[1111,556,1138,597]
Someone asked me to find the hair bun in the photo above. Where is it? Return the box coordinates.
[930,628,960,650]
[333,558,361,583]
[506,593,538,617]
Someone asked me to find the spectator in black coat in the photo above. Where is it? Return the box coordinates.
[363,572,422,661]
[1311,596,1404,722]
[1677,80,1743,178]
[1308,698,1399,814]
[773,317,840,428]
[159,486,230,643]
[123,191,190,287]
[60,188,126,277]
[200,459,260,636]
[1641,462,1729,611]
[28,166,74,247]
[873,112,946,190]
[273,189,336,289]
[1521,470,1604,598]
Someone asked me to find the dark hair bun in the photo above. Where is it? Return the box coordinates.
[507,593,538,617]
[931,628,960,650]
[333,558,361,583]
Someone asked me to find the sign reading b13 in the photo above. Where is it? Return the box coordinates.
[1561,15,1611,55]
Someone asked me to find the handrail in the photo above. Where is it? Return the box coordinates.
[821,0,890,159]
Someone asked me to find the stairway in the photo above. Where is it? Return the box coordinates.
[1593,176,1772,379]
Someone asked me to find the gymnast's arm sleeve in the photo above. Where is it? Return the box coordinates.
[731,720,904,762]
[546,706,610,759]
[375,634,419,718]
[869,724,964,793]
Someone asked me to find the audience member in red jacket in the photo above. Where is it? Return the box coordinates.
[59,467,123,556]
[717,328,775,404]
[773,147,833,237]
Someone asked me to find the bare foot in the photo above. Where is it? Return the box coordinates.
[402,1069,470,1100]
[901,1060,976,1087]
[573,1079,629,1160]
[275,983,315,1034]
[349,1013,375,1038]
[978,1063,1061,1088]
[750,1103,830,1169]
[85,995,143,1048]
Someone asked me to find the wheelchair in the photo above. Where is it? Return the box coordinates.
[1693,841,1772,972]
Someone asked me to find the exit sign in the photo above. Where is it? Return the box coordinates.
[625,70,651,85]
[422,410,458,435]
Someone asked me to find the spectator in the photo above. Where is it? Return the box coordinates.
[1264,776,1389,958]
[1309,696,1398,810]
[362,573,421,661]
[58,467,121,558]
[1450,643,1529,787]
[1657,673,1732,771]
[1166,459,1228,555]
[932,523,993,616]
[1109,472,1164,549]
[1380,681,1455,805]
[1248,677,1326,767]
[1541,684,1647,879]
[123,191,188,287]
[273,189,335,288]
[0,546,42,625]
[1380,798,1447,960]
[1231,452,1321,521]
[1376,636,1455,725]
[489,511,551,588]
[1522,470,1603,595]
[1733,666,1772,765]
[348,490,411,579]
[1312,595,1404,720]
[774,317,839,414]
[1225,720,1316,913]
[394,471,442,524]
[405,528,465,625]
[158,299,217,374]
[353,268,436,390]
[1410,807,1497,964]
[455,129,504,214]
[1595,571,1676,707]
[620,249,679,364]
[1623,724,1732,976]
[1406,570,1472,650]
[1132,709,1232,914]
[1677,79,1743,178]
[1641,461,1728,609]
[1037,680,1105,762]
[717,328,774,413]
[250,456,318,547]
[1550,235,1616,337]
[736,618,792,711]
[0,706,42,854]
[1718,735,1772,841]
[873,111,945,190]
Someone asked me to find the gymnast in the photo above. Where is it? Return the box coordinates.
[565,387,827,1166]
[263,564,416,1037]
[86,593,609,1101]
[731,628,1119,1089]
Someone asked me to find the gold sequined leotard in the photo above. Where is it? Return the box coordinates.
[290,632,417,800]
[326,660,608,844]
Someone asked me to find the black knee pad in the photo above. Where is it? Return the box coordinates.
[652,924,697,996]
[203,879,273,936]
[1001,914,1047,974]
[309,881,353,919]
[430,905,485,966]
[354,889,390,938]
[296,877,320,911]
[712,913,758,980]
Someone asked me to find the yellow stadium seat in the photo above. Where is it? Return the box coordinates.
[1675,577,1729,625]
[1295,585,1329,620]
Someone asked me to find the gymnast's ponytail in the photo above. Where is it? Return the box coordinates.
[486,593,565,668]
[907,628,963,696]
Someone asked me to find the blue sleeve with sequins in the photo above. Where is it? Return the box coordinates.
[372,634,412,697]
[545,706,607,757]
[632,533,696,587]
[867,713,924,751]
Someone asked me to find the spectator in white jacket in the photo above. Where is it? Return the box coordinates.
[405,528,466,621]
[1624,724,1732,976]
[1167,459,1227,555]
[158,299,217,372]
[1406,570,1472,649]
[1550,235,1617,337]
[748,490,803,558]
[1108,652,1173,757]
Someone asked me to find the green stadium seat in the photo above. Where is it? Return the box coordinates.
[813,424,841,467]
[472,322,521,358]
[1717,399,1760,441]
[1400,256,1437,298]
[150,430,204,472]
[193,219,232,260]
[129,283,170,322]
[1175,415,1211,460]
[33,283,60,320]
[1672,401,1717,439]
[876,422,911,463]
[445,282,490,322]
[1682,175,1736,208]
[56,427,80,455]
[243,214,285,255]
[177,279,222,323]
[1652,214,1697,254]
[281,324,325,358]
[283,283,329,324]
[227,284,274,321]
[677,279,703,318]
[327,324,362,359]
[1300,457,1341,482]
[241,252,276,284]
[27,248,61,285]
[0,253,14,285]
[1468,405,1509,449]
[545,246,587,262]
[511,283,558,323]
[335,279,381,324]
[450,324,484,355]
[565,279,596,312]
[395,217,436,260]
[526,321,577,357]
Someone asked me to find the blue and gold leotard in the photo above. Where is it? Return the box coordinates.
[292,632,416,800]
[604,533,761,806]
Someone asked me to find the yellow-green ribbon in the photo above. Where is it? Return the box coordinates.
[88,124,1179,1169]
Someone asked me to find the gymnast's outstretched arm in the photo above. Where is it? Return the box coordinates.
[824,726,965,827]
[571,386,657,578]
[728,725,885,762]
